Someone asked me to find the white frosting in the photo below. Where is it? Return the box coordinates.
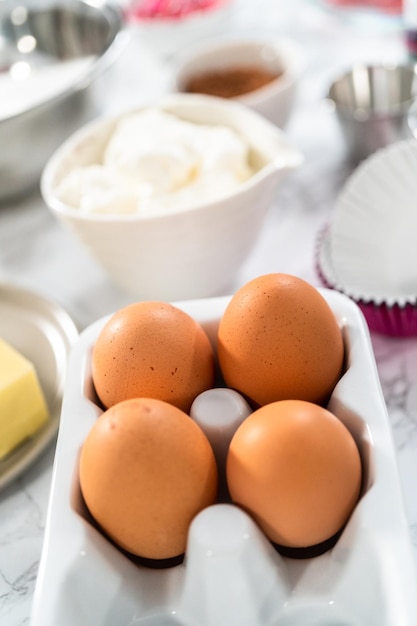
[54,166,138,215]
[55,109,253,215]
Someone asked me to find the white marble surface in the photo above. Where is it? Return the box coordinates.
[1,0,417,624]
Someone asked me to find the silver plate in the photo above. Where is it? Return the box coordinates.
[0,282,78,490]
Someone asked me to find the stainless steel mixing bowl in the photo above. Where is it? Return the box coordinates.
[327,63,417,163]
[0,0,127,202]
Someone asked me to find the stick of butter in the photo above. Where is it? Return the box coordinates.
[0,337,49,460]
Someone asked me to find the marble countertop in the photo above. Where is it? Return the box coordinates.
[2,1,417,624]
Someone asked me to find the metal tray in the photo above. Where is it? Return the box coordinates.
[0,282,78,490]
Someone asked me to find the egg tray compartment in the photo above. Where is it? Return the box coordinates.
[31,290,417,626]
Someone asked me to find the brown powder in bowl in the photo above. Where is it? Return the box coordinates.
[184,66,283,99]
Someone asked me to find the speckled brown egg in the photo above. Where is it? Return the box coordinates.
[79,397,218,560]
[92,301,216,412]
[217,273,344,407]
[226,399,362,548]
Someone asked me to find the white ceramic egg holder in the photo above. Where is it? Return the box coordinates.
[31,290,417,626]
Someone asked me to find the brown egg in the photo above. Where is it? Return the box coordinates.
[79,397,218,560]
[217,273,344,407]
[226,399,362,548]
[92,301,216,412]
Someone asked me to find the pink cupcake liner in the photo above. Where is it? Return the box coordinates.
[315,226,417,337]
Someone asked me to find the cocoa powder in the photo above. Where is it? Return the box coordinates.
[184,66,282,99]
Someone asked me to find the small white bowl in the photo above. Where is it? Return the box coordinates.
[125,0,235,58]
[172,37,303,128]
[41,93,302,302]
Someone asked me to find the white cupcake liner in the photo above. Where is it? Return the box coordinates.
[315,138,417,336]
[328,138,417,305]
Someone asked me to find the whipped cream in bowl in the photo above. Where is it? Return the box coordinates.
[54,107,254,216]
[42,93,303,301]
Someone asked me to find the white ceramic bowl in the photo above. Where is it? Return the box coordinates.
[173,37,303,128]
[41,93,302,302]
[125,0,235,58]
